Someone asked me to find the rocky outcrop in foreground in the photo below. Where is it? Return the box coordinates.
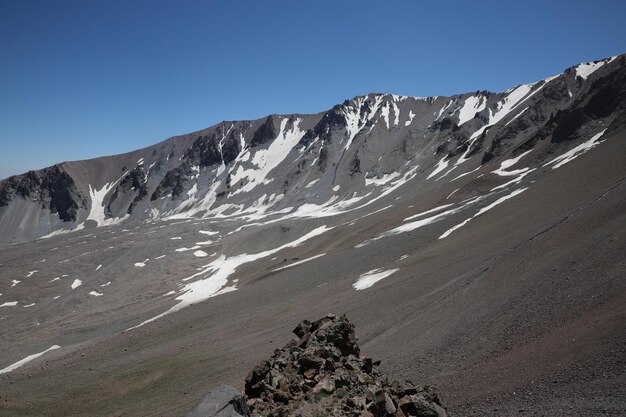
[188,315,446,417]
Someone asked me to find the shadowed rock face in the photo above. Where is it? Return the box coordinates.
[41,166,84,221]
[222,129,243,165]
[0,165,85,221]
[189,315,446,417]
[250,116,277,148]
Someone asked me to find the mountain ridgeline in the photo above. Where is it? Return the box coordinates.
[1,54,625,244]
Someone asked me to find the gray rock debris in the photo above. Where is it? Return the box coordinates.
[188,315,446,417]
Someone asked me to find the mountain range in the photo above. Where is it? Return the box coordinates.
[0,54,624,416]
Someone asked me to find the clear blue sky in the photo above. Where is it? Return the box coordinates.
[1,0,625,179]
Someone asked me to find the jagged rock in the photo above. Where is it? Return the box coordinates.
[191,315,446,417]
[0,165,84,221]
[222,129,242,165]
[250,116,277,147]
[312,375,335,394]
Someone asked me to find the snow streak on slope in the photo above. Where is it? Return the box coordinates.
[353,268,399,290]
[355,196,486,248]
[365,172,402,187]
[439,188,528,239]
[455,82,547,167]
[128,226,333,329]
[272,253,327,272]
[230,118,305,195]
[342,96,384,151]
[0,345,61,374]
[428,156,450,180]
[1,301,19,307]
[492,150,532,176]
[543,129,607,169]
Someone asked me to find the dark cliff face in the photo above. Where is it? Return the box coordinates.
[551,58,626,144]
[106,165,149,215]
[0,165,85,221]
[186,134,223,167]
[41,166,85,221]
[150,123,248,202]
[250,116,277,147]
[151,164,194,201]
[222,129,242,165]
[119,166,147,191]
[298,105,348,149]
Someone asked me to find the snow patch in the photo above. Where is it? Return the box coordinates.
[1,301,18,307]
[353,268,399,290]
[365,172,401,187]
[305,179,320,188]
[0,345,61,375]
[427,156,449,180]
[404,204,455,221]
[229,118,305,195]
[575,60,606,80]
[85,172,128,226]
[492,150,533,176]
[490,169,534,191]
[392,102,400,126]
[543,129,607,169]
[405,110,415,126]
[198,230,219,236]
[457,95,486,126]
[134,259,149,267]
[175,246,201,252]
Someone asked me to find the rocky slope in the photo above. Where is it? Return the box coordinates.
[187,315,447,417]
